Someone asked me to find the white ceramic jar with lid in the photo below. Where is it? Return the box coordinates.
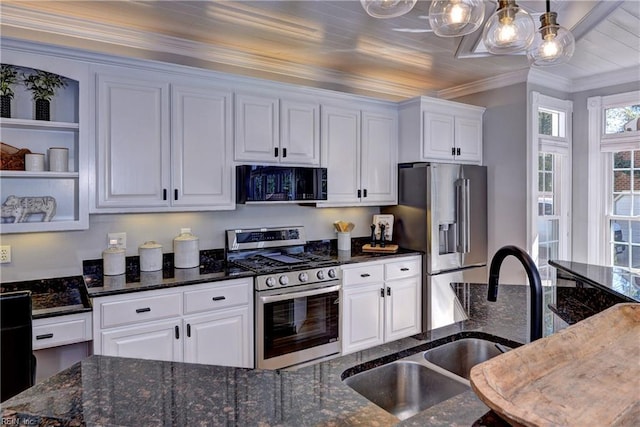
[174,228,199,268]
[139,241,163,272]
[103,239,125,276]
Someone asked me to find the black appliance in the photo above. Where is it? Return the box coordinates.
[1,290,36,402]
[236,165,327,203]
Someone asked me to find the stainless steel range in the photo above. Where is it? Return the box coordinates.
[226,226,341,370]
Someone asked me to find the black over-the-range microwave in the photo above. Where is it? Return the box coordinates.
[236,165,328,203]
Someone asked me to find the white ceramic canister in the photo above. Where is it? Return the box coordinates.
[24,153,45,172]
[139,241,163,272]
[48,147,69,172]
[173,228,199,268]
[103,239,125,276]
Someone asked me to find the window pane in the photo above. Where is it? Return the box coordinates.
[635,170,640,192]
[614,194,632,215]
[632,245,640,269]
[614,171,631,192]
[539,111,553,135]
[538,172,544,192]
[544,172,553,191]
[614,244,628,267]
[605,105,640,134]
[614,151,631,169]
[632,222,640,244]
[635,151,640,168]
[612,220,629,242]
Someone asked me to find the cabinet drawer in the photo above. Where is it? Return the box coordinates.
[342,263,384,287]
[385,257,421,281]
[184,280,250,315]
[101,293,181,329]
[33,312,92,350]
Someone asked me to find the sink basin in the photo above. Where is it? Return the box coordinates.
[424,338,509,380]
[343,360,469,420]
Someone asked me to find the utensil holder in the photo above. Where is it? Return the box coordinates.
[337,232,351,251]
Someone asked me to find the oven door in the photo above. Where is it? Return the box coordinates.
[256,282,340,370]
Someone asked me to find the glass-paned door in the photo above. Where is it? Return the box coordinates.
[538,152,561,285]
[609,150,640,271]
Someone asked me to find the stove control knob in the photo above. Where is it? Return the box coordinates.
[316,270,325,280]
[328,268,337,279]
[279,275,289,286]
[265,277,276,288]
[298,272,309,282]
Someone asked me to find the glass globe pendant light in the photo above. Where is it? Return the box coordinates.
[428,0,485,37]
[482,0,535,54]
[360,0,417,19]
[527,1,575,66]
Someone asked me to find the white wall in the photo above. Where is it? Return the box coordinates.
[453,83,529,284]
[0,205,379,282]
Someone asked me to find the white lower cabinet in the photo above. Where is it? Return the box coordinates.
[93,278,253,368]
[101,318,183,362]
[183,307,251,367]
[341,255,421,355]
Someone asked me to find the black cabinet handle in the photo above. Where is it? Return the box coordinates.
[282,148,287,158]
[357,189,362,198]
[400,267,410,271]
[452,147,456,156]
[187,324,191,337]
[175,325,179,339]
[387,287,391,296]
[136,307,151,313]
[363,189,367,198]
[457,147,461,156]
[360,273,370,278]
[380,288,385,297]
[163,189,167,200]
[174,189,178,200]
[212,296,226,301]
[274,147,279,157]
[36,333,54,340]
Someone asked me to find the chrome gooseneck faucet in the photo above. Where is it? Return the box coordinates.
[487,245,543,342]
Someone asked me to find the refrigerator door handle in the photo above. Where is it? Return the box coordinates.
[456,178,470,254]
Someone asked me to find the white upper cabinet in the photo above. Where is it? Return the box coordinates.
[95,72,170,210]
[0,45,89,233]
[234,92,320,166]
[93,66,234,212]
[320,102,397,206]
[399,96,484,165]
[171,85,233,208]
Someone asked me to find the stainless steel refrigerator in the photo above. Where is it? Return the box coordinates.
[382,162,487,331]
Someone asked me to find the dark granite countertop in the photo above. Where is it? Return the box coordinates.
[2,283,568,426]
[84,239,422,298]
[0,276,91,319]
[550,260,640,302]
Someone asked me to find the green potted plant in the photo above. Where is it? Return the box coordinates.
[22,69,67,121]
[0,64,19,118]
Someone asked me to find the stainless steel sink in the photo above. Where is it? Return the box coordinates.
[423,338,509,380]
[342,336,513,420]
[343,360,469,420]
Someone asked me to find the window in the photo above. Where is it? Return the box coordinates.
[530,92,572,286]
[587,91,640,267]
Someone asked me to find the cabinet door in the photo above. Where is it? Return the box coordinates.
[171,85,234,208]
[96,74,170,208]
[100,319,182,362]
[280,98,320,165]
[385,278,421,342]
[341,283,384,355]
[321,105,361,204]
[234,93,279,163]
[361,110,397,205]
[183,307,252,368]
[454,116,483,164]
[422,111,455,161]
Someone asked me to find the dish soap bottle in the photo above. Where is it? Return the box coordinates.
[103,239,125,276]
[174,228,199,268]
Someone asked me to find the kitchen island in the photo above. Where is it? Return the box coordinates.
[2,283,568,426]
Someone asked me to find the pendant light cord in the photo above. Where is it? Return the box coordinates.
[546,0,551,14]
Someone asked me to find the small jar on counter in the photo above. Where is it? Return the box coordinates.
[103,239,125,276]
[173,228,199,268]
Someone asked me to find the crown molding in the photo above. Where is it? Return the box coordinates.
[571,66,640,93]
[437,68,530,100]
[527,68,573,93]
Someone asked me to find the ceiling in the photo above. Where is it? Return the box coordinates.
[1,1,639,101]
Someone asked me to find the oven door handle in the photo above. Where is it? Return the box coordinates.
[259,284,341,304]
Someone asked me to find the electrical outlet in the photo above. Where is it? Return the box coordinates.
[0,245,11,263]
[107,232,127,250]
